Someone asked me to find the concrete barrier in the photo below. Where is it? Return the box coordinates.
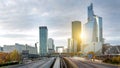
[53,57,60,68]
[40,57,55,68]
[63,57,78,68]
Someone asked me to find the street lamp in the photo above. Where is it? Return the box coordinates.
[93,42,95,61]
[94,42,95,53]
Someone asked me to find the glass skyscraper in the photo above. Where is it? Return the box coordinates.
[84,3,103,55]
[72,21,82,53]
[39,26,48,56]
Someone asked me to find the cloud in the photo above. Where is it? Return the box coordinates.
[0,0,119,46]
[41,12,49,17]
[92,0,120,45]
[0,34,35,38]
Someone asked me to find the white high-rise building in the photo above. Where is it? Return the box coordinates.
[68,38,73,53]
[47,38,55,54]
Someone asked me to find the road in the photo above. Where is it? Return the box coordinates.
[3,57,120,68]
[7,57,54,68]
[53,57,60,68]
[69,57,120,68]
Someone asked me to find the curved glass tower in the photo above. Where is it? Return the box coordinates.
[84,3,103,55]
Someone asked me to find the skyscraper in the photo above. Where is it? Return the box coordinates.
[84,3,103,55]
[85,3,103,43]
[95,15,103,42]
[72,21,81,53]
[68,38,73,53]
[48,38,54,49]
[47,38,55,54]
[39,26,48,56]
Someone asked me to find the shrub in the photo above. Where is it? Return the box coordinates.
[0,61,19,67]
[103,56,120,64]
[103,58,112,63]
[112,57,120,64]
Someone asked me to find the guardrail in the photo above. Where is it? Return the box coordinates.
[40,57,55,68]
[60,57,67,68]
[63,57,78,68]
[52,57,78,68]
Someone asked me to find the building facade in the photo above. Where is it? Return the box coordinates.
[0,46,3,51]
[47,38,55,54]
[68,38,73,53]
[104,45,120,55]
[72,21,82,53]
[3,43,37,54]
[39,26,48,56]
[83,3,103,55]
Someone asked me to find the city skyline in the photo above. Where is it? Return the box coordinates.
[0,0,120,47]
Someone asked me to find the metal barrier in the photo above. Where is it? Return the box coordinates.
[60,57,67,68]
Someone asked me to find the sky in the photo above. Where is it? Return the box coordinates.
[0,0,120,47]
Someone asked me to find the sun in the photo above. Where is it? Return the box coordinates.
[80,32,85,40]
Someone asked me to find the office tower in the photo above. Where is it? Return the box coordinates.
[88,3,94,21]
[95,16,103,42]
[85,3,103,43]
[84,3,103,55]
[68,38,71,53]
[68,38,73,53]
[48,38,55,54]
[48,38,54,49]
[39,26,48,56]
[72,21,81,53]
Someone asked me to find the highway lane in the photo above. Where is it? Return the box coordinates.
[7,57,54,68]
[3,57,120,68]
[18,60,47,68]
[69,57,120,68]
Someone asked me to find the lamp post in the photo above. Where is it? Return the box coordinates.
[93,42,95,61]
[94,43,95,53]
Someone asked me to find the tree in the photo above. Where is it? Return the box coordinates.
[5,53,11,62]
[0,52,7,64]
[10,50,20,62]
[77,51,83,56]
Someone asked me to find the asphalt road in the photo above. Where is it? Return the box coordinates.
[3,57,120,68]
[7,58,54,68]
[69,58,120,68]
